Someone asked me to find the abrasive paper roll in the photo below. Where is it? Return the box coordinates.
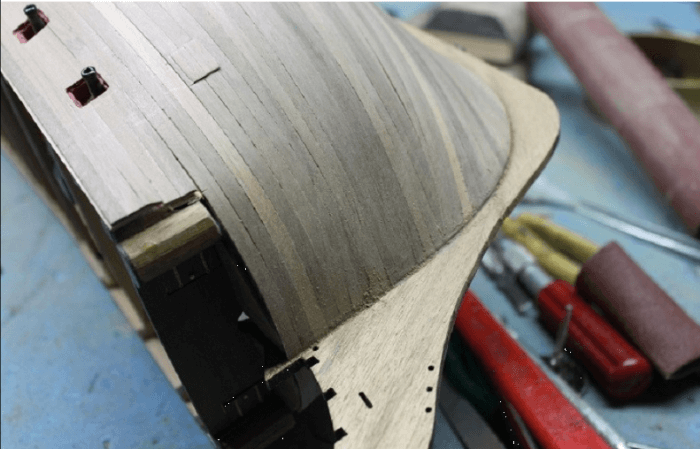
[576,242,700,380]
[528,3,700,236]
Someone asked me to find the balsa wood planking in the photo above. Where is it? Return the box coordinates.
[1,2,560,446]
[0,5,197,228]
[266,24,559,448]
[1,3,518,356]
[2,3,558,448]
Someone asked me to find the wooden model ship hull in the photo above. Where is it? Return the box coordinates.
[1,3,559,447]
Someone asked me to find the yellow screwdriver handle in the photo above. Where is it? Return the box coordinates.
[515,213,600,264]
[501,218,581,285]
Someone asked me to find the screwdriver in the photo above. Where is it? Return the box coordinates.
[494,238,654,401]
[455,290,614,449]
[509,213,700,380]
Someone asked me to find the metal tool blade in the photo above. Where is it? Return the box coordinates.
[481,246,534,314]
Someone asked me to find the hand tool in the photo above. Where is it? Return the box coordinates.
[510,213,700,379]
[500,217,581,284]
[548,303,574,369]
[523,326,630,449]
[481,240,587,390]
[515,213,599,263]
[516,205,700,263]
[519,196,700,263]
[438,379,507,449]
[454,289,614,449]
[482,241,588,394]
[541,303,588,393]
[480,243,534,314]
[528,2,700,236]
[487,238,654,401]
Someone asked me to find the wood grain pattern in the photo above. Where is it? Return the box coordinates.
[1,3,559,446]
[264,24,559,448]
[121,201,220,283]
[1,74,156,337]
[1,3,515,356]
[0,4,197,228]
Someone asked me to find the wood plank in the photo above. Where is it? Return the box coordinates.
[1,3,559,446]
[1,1,543,356]
[0,2,197,228]
[95,2,512,355]
[1,74,155,336]
[266,22,559,448]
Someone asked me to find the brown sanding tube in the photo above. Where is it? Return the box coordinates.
[576,242,700,379]
[527,3,700,236]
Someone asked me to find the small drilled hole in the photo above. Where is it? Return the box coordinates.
[425,407,432,413]
[358,392,373,409]
[426,386,433,392]
[428,365,434,371]
[313,345,319,351]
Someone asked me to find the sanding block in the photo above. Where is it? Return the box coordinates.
[576,242,700,380]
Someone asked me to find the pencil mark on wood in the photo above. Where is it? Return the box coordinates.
[191,67,220,86]
[359,391,373,409]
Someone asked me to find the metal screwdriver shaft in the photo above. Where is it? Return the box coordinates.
[550,304,573,369]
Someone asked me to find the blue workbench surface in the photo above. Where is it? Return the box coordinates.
[1,153,215,448]
[3,3,699,449]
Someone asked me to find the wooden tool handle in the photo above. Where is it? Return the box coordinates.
[516,213,599,263]
[501,218,581,284]
[528,2,700,236]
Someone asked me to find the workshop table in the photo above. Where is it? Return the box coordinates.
[2,3,699,448]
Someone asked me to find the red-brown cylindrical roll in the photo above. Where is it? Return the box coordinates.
[575,242,700,379]
[528,2,700,236]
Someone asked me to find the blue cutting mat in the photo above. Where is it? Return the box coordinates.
[1,153,214,448]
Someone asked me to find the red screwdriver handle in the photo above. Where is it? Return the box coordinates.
[455,290,612,449]
[538,280,653,401]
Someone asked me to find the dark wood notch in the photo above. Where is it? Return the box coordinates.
[359,392,373,409]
